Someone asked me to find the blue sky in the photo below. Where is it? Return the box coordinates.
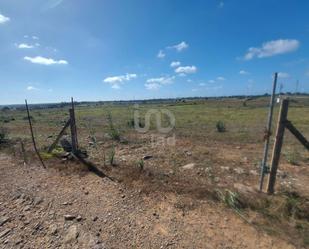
[0,0,309,104]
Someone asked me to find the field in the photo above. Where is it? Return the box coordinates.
[0,96,308,248]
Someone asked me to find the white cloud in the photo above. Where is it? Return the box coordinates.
[175,65,197,74]
[208,80,215,83]
[103,73,137,89]
[168,41,189,52]
[27,86,38,91]
[243,39,300,60]
[199,83,206,86]
[0,14,10,24]
[17,43,34,49]
[146,76,174,85]
[239,70,250,75]
[170,61,181,68]
[145,83,161,90]
[157,50,165,59]
[24,56,68,65]
[218,2,224,8]
[16,43,40,49]
[145,76,175,90]
[104,73,137,84]
[216,76,226,81]
[32,36,39,40]
[111,84,120,89]
[278,72,290,78]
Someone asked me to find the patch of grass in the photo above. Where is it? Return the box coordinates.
[216,120,226,132]
[0,127,9,144]
[284,149,301,166]
[108,146,116,166]
[136,159,144,171]
[107,111,121,141]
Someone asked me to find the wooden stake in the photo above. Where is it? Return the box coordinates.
[285,121,309,150]
[20,140,28,165]
[69,109,78,153]
[25,100,46,168]
[48,119,71,153]
[267,98,289,194]
[259,72,278,191]
[71,97,78,148]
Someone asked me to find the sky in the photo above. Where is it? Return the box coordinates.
[0,0,309,104]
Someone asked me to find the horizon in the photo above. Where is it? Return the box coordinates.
[1,0,309,104]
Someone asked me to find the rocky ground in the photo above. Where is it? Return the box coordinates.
[0,151,301,249]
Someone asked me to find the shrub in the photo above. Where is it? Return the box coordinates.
[108,146,116,166]
[216,120,226,132]
[137,159,144,171]
[0,127,8,144]
[127,118,144,129]
[107,111,120,141]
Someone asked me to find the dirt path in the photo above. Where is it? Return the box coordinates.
[0,153,296,249]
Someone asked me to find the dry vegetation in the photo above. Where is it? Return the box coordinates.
[0,96,308,248]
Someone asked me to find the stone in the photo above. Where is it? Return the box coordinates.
[182,163,195,170]
[64,225,79,244]
[64,215,76,221]
[0,229,11,239]
[33,197,43,206]
[0,216,10,226]
[49,224,58,235]
[76,215,82,221]
[23,205,31,211]
[233,167,245,174]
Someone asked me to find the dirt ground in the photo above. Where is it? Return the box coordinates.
[0,147,303,249]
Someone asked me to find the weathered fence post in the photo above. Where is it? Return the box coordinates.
[69,109,78,153]
[267,98,289,194]
[25,100,46,168]
[259,72,278,191]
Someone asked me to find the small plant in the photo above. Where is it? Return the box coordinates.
[216,120,226,132]
[0,127,8,144]
[108,146,116,166]
[285,149,301,166]
[137,159,144,171]
[107,111,120,141]
[127,118,144,129]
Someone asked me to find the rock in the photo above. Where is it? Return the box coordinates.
[182,163,195,170]
[214,177,220,183]
[49,224,58,235]
[64,215,76,221]
[0,228,11,239]
[23,205,31,211]
[185,151,192,156]
[220,166,230,171]
[143,155,153,160]
[233,167,245,174]
[33,197,43,206]
[249,170,258,175]
[92,216,98,222]
[76,215,82,221]
[64,225,79,244]
[0,216,10,226]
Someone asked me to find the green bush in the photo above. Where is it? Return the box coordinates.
[216,120,226,132]
[0,127,8,144]
[107,111,120,141]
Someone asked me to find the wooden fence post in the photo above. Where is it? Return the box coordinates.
[69,109,78,153]
[25,100,46,168]
[267,98,289,194]
[47,118,71,153]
